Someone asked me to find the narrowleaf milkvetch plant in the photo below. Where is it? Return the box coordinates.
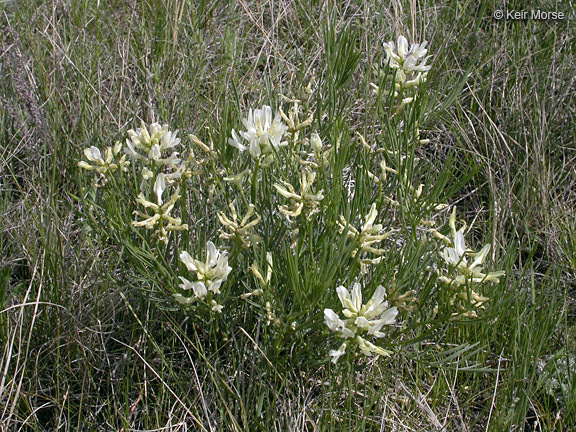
[77,35,505,371]
[3,0,574,428]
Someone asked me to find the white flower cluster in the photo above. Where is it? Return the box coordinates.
[174,241,232,312]
[383,35,432,91]
[229,105,288,163]
[76,31,511,369]
[337,203,393,265]
[433,208,505,318]
[132,173,188,241]
[218,203,262,249]
[274,170,324,218]
[78,142,129,183]
[324,282,398,363]
[125,121,182,167]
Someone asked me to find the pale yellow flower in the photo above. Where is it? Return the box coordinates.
[356,336,393,357]
[297,133,331,169]
[122,121,192,184]
[274,170,324,218]
[218,203,261,248]
[328,341,348,363]
[249,252,273,288]
[434,208,505,286]
[132,177,187,242]
[337,203,393,263]
[432,208,505,318]
[223,168,252,183]
[278,96,313,133]
[125,121,180,155]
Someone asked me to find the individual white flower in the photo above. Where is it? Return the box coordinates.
[310,133,322,152]
[85,146,102,162]
[210,300,223,313]
[148,144,162,161]
[325,282,398,363]
[173,293,195,305]
[336,282,362,315]
[142,167,154,179]
[153,174,166,205]
[178,277,208,299]
[324,309,355,339]
[228,129,245,152]
[440,230,467,266]
[356,336,393,357]
[228,105,288,160]
[160,129,181,150]
[329,342,348,363]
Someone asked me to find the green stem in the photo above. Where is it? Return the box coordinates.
[251,159,260,204]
